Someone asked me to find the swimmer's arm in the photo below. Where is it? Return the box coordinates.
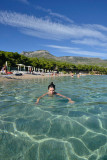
[56,93,74,103]
[36,92,48,104]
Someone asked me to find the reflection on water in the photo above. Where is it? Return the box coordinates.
[0,75,107,160]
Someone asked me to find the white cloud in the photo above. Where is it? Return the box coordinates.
[0,10,107,43]
[36,6,74,23]
[20,28,61,40]
[72,38,107,47]
[46,45,107,59]
[84,24,107,32]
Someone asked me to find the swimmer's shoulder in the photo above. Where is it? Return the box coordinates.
[55,92,61,96]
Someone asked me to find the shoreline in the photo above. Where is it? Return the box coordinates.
[0,73,71,82]
[0,73,104,82]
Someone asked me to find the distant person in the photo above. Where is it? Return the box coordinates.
[36,82,74,104]
[77,74,80,78]
[4,65,7,74]
[29,67,32,74]
[70,72,74,77]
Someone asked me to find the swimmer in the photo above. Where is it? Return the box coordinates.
[77,74,80,78]
[36,82,74,104]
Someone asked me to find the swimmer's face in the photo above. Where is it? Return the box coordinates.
[48,87,55,95]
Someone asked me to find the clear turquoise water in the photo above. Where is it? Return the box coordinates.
[0,75,107,160]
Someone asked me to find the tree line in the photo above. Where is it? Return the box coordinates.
[0,50,107,74]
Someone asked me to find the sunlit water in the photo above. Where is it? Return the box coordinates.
[0,75,107,160]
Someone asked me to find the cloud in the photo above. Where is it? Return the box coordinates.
[72,38,107,47]
[84,24,107,32]
[20,28,61,40]
[0,10,107,42]
[46,45,107,59]
[0,10,107,59]
[0,11,71,40]
[36,6,74,23]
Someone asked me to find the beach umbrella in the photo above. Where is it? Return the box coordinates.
[5,61,7,66]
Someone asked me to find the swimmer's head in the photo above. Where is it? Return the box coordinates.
[48,82,55,95]
[48,82,55,90]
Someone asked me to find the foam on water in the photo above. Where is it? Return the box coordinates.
[0,75,107,160]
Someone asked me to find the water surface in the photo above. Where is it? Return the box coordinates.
[0,75,107,160]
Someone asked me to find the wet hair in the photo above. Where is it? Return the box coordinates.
[48,82,55,90]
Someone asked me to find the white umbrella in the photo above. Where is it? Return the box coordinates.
[5,61,7,66]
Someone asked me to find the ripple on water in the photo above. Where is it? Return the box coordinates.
[0,132,34,160]
[78,116,105,133]
[98,143,107,160]
[15,107,52,135]
[99,117,107,130]
[0,120,14,133]
[68,110,89,117]
[68,137,90,157]
[88,154,98,160]
[47,116,86,139]
[16,117,51,135]
[0,132,88,160]
[81,131,107,151]
[26,139,86,160]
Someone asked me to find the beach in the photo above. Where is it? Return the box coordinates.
[0,73,100,82]
[0,73,71,82]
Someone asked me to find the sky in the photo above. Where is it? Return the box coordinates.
[0,0,107,59]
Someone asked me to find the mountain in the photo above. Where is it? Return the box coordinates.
[21,50,56,59]
[58,56,107,66]
[21,50,107,67]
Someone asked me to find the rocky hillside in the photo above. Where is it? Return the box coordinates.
[21,50,107,67]
[21,50,56,59]
[58,56,107,66]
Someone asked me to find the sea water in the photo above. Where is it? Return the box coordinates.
[0,75,107,160]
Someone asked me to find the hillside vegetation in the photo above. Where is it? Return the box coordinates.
[0,50,107,74]
[21,50,107,67]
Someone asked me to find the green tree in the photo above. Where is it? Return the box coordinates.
[30,57,39,68]
[0,51,6,68]
[20,55,31,66]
